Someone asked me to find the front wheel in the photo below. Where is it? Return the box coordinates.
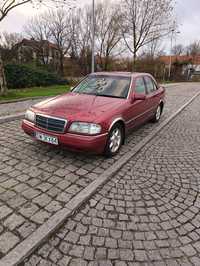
[104,124,124,157]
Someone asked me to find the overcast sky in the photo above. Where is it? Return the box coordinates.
[0,0,200,54]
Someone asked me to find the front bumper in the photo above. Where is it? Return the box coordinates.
[22,120,108,154]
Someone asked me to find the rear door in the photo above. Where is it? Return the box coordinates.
[125,76,148,130]
[144,76,161,117]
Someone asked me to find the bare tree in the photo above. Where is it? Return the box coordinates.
[0,31,24,63]
[0,0,75,22]
[0,31,23,49]
[121,0,175,69]
[94,2,125,71]
[24,16,51,42]
[26,9,72,75]
[68,10,80,60]
[69,3,126,73]
[0,0,75,95]
[47,9,72,76]
[172,44,184,55]
[186,41,200,56]
[141,38,165,59]
[33,6,92,75]
[68,7,93,74]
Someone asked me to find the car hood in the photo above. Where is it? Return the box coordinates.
[32,93,125,122]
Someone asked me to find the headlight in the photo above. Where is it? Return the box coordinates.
[69,122,101,135]
[25,110,35,123]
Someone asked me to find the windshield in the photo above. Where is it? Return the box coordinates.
[72,75,131,99]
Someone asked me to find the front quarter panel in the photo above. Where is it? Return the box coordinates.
[98,100,130,133]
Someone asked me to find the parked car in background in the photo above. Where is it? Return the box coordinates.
[22,72,165,157]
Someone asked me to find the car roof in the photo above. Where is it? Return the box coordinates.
[90,72,152,78]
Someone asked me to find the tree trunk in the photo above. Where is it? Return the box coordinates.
[104,55,109,71]
[132,51,137,72]
[59,51,64,77]
[0,53,7,96]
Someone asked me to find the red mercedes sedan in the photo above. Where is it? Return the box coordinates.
[22,72,165,157]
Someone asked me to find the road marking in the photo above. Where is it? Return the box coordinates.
[0,90,200,266]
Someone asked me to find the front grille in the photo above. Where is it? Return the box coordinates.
[35,115,66,133]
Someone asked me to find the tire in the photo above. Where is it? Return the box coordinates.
[152,104,162,123]
[104,123,124,157]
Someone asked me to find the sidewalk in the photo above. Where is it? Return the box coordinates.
[0,98,47,117]
[23,93,200,265]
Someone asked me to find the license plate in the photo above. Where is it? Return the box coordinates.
[35,132,58,145]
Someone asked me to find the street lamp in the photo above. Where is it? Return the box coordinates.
[91,0,95,73]
[168,28,181,80]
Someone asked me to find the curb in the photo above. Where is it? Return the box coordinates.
[0,96,49,105]
[0,91,200,266]
[0,113,25,124]
[162,83,181,87]
[161,83,181,86]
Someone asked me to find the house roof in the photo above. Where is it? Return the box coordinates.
[159,55,200,65]
[16,38,59,50]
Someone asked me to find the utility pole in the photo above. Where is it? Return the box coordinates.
[168,29,174,80]
[168,20,180,80]
[91,0,95,73]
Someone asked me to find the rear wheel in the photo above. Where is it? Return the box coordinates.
[152,104,162,123]
[104,124,124,157]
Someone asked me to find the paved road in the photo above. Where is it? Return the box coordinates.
[0,83,199,261]
[23,91,200,265]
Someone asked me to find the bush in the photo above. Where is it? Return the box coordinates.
[4,64,69,89]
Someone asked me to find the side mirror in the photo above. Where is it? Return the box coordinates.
[133,93,146,101]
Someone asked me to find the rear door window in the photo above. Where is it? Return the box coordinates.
[135,77,146,94]
[144,76,157,94]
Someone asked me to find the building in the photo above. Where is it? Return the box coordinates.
[14,39,60,70]
[159,55,200,80]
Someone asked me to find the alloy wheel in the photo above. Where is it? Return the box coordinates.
[109,128,122,153]
[156,105,161,121]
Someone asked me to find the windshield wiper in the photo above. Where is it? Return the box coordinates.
[96,93,123,99]
[76,92,124,99]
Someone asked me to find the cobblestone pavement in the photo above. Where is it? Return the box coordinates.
[0,83,199,260]
[23,93,200,265]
